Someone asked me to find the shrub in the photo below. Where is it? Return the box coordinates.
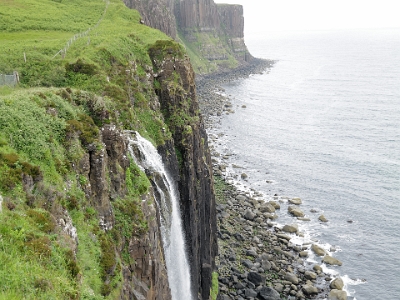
[27,209,56,233]
[66,59,98,76]
[65,249,80,278]
[0,151,42,191]
[99,235,117,296]
[25,236,52,258]
[66,113,99,147]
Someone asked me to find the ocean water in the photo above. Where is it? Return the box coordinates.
[210,28,400,299]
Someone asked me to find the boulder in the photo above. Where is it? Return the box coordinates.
[268,201,280,209]
[302,284,319,295]
[257,286,281,300]
[282,224,299,233]
[311,244,326,256]
[304,271,317,280]
[319,214,328,222]
[313,264,322,272]
[328,289,347,300]
[273,283,283,292]
[246,249,258,258]
[248,272,265,286]
[260,203,275,213]
[234,233,245,241]
[288,206,305,217]
[235,282,246,289]
[276,233,291,241]
[289,197,302,205]
[242,259,254,269]
[261,260,271,271]
[241,173,248,179]
[295,290,305,298]
[284,273,299,284]
[244,209,256,220]
[299,251,309,258]
[236,195,247,202]
[245,288,258,298]
[330,277,344,290]
[323,255,343,266]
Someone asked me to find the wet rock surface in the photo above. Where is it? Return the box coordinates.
[213,182,334,299]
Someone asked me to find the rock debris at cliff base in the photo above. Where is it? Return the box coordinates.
[213,177,335,300]
[196,58,274,128]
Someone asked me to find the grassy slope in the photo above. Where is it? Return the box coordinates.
[177,30,239,74]
[0,0,175,299]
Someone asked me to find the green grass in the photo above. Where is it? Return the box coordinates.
[0,0,193,298]
[210,271,219,300]
[0,0,104,73]
[0,209,79,299]
[0,0,169,82]
[0,0,172,146]
[213,175,234,205]
[177,30,239,74]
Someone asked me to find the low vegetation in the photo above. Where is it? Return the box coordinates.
[177,31,239,74]
[210,271,219,300]
[0,0,181,298]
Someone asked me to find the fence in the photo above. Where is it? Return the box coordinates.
[52,0,110,59]
[0,72,19,87]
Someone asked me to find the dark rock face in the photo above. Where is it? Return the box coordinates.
[102,125,129,200]
[75,125,171,300]
[175,0,251,63]
[82,125,171,299]
[175,0,219,30]
[217,4,249,61]
[149,44,218,300]
[123,0,177,39]
[123,0,252,67]
[217,4,244,38]
[88,125,130,230]
[121,191,171,299]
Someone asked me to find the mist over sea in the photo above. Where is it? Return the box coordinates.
[210,28,400,299]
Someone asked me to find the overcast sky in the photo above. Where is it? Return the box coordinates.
[214,0,400,34]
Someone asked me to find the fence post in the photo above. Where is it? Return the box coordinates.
[23,52,27,63]
[13,71,20,84]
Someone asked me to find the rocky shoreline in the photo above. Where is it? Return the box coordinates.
[196,58,275,128]
[196,60,347,300]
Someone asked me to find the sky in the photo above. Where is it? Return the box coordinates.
[214,0,400,34]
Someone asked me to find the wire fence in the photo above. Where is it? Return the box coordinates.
[52,0,110,59]
[0,72,19,87]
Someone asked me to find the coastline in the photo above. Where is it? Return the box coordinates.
[196,58,275,128]
[196,60,347,300]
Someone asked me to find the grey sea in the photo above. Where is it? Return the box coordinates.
[210,28,400,299]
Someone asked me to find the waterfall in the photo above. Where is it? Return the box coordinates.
[126,131,193,300]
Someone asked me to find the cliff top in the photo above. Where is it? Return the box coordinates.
[0,1,185,298]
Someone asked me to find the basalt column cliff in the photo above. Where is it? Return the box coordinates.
[124,0,253,73]
[149,42,218,300]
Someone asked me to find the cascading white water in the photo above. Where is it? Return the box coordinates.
[126,131,193,300]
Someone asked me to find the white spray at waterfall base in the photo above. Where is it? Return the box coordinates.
[126,131,193,300]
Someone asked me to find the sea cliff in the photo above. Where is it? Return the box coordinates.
[0,0,218,298]
[124,0,254,74]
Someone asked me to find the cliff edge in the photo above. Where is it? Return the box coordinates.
[0,1,217,299]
